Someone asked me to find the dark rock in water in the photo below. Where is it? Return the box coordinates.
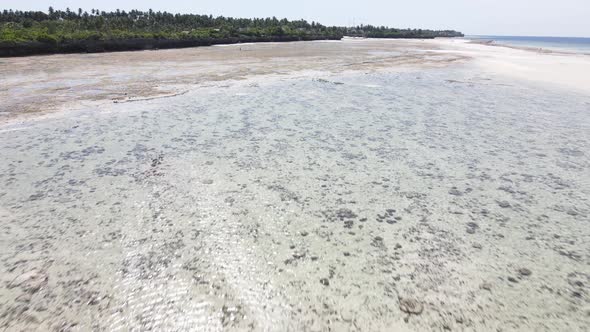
[343,252,350,257]
[386,219,396,224]
[371,236,385,248]
[28,193,45,201]
[472,243,482,249]
[497,201,511,208]
[498,186,516,194]
[300,231,309,237]
[336,208,357,220]
[449,188,463,196]
[508,276,518,283]
[395,243,402,249]
[151,154,163,167]
[518,268,532,277]
[480,282,492,291]
[320,278,330,286]
[292,252,305,259]
[386,209,396,215]
[399,297,423,315]
[466,222,479,234]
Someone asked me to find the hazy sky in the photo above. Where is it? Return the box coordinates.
[2,0,589,37]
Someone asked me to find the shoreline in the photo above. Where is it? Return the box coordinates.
[1,38,589,127]
[466,38,590,56]
[0,38,469,126]
[0,35,342,58]
[0,36,462,58]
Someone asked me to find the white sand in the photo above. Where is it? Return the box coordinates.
[430,38,590,94]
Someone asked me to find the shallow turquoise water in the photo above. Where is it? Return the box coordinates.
[0,68,589,331]
[468,35,590,53]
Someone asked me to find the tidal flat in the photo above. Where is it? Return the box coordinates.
[0,39,589,331]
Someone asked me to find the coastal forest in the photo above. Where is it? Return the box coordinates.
[0,8,464,56]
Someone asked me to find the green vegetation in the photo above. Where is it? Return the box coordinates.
[0,8,463,56]
[347,26,464,39]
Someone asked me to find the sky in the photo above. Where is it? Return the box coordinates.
[2,0,589,37]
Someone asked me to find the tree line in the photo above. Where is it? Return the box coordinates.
[0,8,463,56]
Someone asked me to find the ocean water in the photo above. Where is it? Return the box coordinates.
[1,68,589,331]
[467,35,590,53]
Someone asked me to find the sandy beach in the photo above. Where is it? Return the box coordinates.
[0,39,589,331]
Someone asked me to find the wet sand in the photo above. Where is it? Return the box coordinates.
[0,39,468,124]
[0,39,589,331]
